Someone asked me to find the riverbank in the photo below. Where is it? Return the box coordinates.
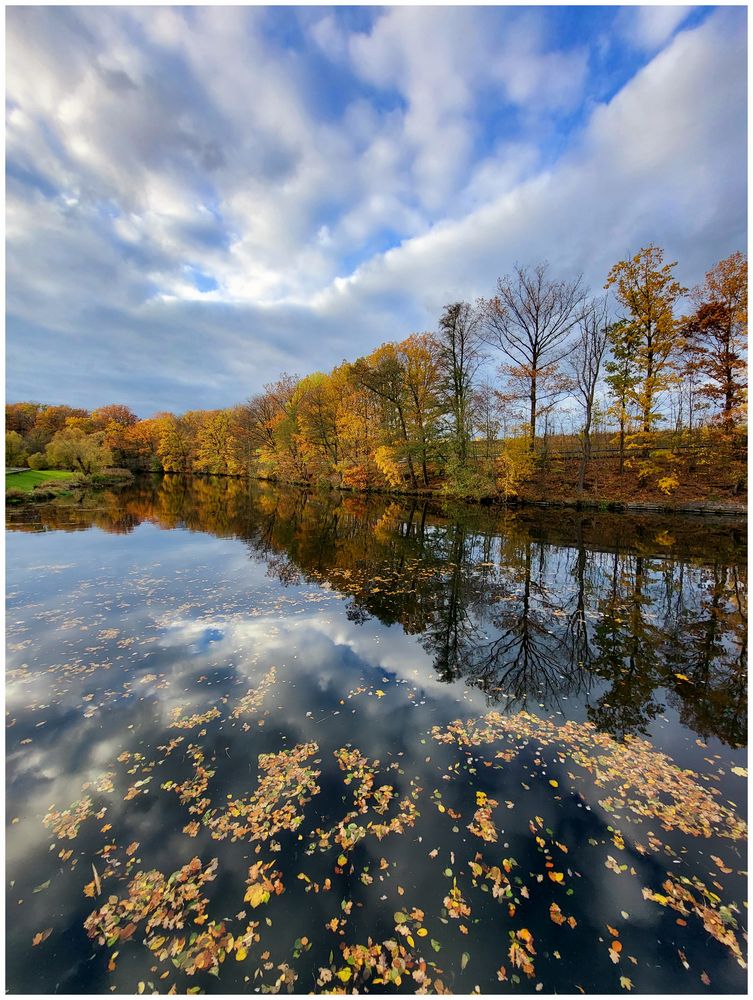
[252,473,747,518]
[7,465,746,518]
[5,468,134,505]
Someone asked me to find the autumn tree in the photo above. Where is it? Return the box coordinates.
[568,296,610,493]
[681,251,747,428]
[5,430,28,467]
[123,417,163,470]
[336,368,383,489]
[604,319,640,474]
[268,376,314,484]
[351,345,419,489]
[241,389,285,460]
[434,302,485,466]
[35,404,89,438]
[45,427,113,475]
[194,409,244,476]
[91,404,139,432]
[296,372,342,479]
[604,244,686,435]
[483,263,585,447]
[5,402,40,436]
[396,334,443,486]
[156,412,200,473]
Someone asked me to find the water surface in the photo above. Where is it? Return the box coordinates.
[6,477,748,993]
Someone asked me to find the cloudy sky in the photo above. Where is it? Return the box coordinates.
[5,5,747,416]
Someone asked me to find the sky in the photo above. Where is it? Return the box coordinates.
[5,4,747,417]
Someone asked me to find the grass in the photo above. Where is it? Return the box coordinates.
[5,468,76,493]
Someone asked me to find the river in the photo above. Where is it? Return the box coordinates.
[5,476,748,993]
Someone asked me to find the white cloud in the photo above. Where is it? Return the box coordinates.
[314,10,746,319]
[623,5,693,51]
[4,7,746,414]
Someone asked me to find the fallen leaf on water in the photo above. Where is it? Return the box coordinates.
[32,928,52,946]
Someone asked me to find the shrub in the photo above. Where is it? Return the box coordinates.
[27,452,48,470]
[496,434,536,498]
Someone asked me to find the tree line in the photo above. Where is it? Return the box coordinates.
[6,246,747,499]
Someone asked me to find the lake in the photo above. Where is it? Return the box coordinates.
[5,476,748,994]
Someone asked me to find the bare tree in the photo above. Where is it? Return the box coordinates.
[471,380,504,459]
[483,263,586,446]
[568,296,610,494]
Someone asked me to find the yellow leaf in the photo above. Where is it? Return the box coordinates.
[337,968,352,982]
[549,780,559,788]
[235,946,247,962]
[417,928,428,937]
[548,872,564,883]
[244,884,270,908]
[375,690,386,698]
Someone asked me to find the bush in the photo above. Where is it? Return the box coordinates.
[440,456,497,500]
[88,468,134,485]
[496,434,536,498]
[27,452,48,470]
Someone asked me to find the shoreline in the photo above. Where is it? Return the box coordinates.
[243,474,747,518]
[7,468,747,519]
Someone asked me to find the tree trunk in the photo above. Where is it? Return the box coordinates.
[577,405,592,495]
[529,378,537,450]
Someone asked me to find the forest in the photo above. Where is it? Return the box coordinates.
[5,245,747,505]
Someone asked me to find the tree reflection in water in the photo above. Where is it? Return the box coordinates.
[8,474,747,746]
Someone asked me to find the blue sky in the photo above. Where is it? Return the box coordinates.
[5,5,747,416]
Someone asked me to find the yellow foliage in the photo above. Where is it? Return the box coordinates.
[373,445,403,488]
[496,434,535,497]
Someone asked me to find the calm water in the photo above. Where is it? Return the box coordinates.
[5,477,748,994]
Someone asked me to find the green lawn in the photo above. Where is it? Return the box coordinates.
[5,468,76,493]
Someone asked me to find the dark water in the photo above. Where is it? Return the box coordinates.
[5,477,748,994]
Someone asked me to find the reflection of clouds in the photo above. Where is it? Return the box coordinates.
[158,609,485,705]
